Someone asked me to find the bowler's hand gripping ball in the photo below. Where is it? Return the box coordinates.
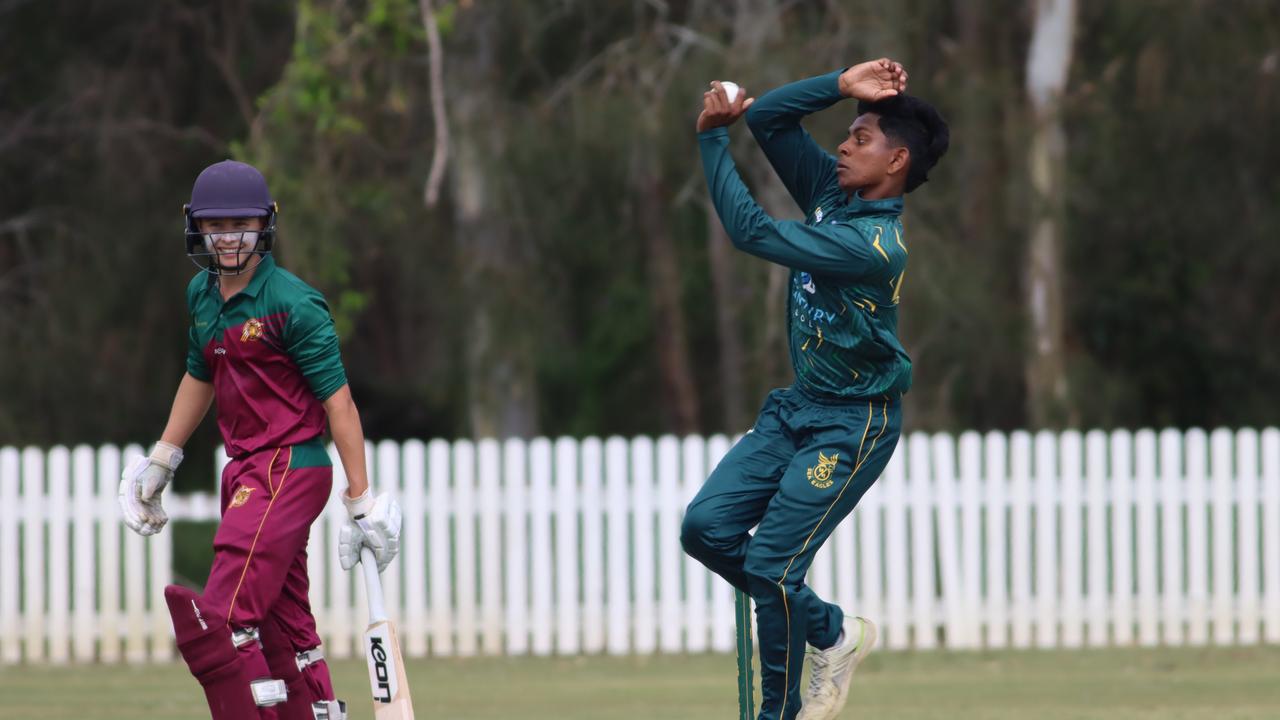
[720,81,741,104]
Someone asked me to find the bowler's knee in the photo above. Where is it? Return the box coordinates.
[680,503,723,561]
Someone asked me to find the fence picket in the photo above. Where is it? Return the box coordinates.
[1236,430,1260,645]
[1135,430,1159,646]
[1009,432,1032,648]
[1111,431,1134,646]
[909,433,936,649]
[932,434,965,648]
[1160,429,1185,646]
[958,433,982,650]
[529,438,554,656]
[428,438,453,656]
[1,448,20,663]
[402,439,428,656]
[1211,429,1234,645]
[503,439,529,656]
[580,438,605,654]
[1060,432,1083,648]
[97,445,122,663]
[1186,429,1210,645]
[71,446,95,662]
[554,437,580,655]
[984,432,1009,649]
[627,435,655,653]
[1261,429,1280,643]
[1084,431,1108,647]
[477,439,504,655]
[1034,432,1059,649]
[656,436,682,653]
[606,436,632,655]
[47,447,70,664]
[23,447,46,663]
[453,440,478,656]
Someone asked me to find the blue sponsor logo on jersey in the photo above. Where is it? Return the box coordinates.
[799,272,817,295]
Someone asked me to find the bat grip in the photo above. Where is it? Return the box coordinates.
[360,547,388,624]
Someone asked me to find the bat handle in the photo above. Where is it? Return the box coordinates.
[360,547,388,624]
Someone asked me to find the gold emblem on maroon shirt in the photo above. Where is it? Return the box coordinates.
[240,318,265,342]
[229,486,255,509]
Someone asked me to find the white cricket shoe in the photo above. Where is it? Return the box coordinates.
[797,616,877,720]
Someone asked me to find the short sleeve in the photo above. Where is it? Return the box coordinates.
[284,293,348,401]
[186,326,212,381]
[185,275,212,381]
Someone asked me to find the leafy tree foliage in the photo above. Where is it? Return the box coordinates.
[2,0,1278,462]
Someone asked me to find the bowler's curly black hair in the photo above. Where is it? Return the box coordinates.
[857,95,950,193]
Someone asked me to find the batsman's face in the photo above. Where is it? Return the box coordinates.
[835,113,907,195]
[198,216,265,269]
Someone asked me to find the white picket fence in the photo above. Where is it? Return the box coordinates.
[2,428,1279,665]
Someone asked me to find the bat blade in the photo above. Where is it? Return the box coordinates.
[364,618,415,719]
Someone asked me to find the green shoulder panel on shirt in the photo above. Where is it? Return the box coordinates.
[273,267,349,402]
[185,272,213,381]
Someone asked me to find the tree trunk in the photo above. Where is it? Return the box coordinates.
[637,159,701,434]
[1024,0,1076,428]
[705,211,747,431]
[448,8,539,439]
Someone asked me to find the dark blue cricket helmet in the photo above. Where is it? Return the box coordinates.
[183,160,279,275]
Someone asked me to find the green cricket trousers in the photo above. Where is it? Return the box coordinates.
[681,386,902,720]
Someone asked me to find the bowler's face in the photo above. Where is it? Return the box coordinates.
[835,113,901,194]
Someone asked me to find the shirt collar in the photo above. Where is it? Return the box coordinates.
[843,191,903,218]
[204,254,277,300]
[239,254,276,297]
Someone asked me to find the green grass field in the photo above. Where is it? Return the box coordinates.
[4,646,1280,719]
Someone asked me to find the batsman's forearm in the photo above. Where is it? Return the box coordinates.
[324,384,370,499]
[158,373,214,448]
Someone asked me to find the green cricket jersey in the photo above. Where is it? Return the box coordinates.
[185,255,347,458]
[698,69,911,400]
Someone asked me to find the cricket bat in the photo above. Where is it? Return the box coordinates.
[361,547,415,719]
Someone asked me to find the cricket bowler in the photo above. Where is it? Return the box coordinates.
[118,160,403,719]
[682,59,949,720]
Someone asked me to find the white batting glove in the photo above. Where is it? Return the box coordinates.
[339,489,401,572]
[118,441,183,536]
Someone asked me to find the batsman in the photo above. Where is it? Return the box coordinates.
[118,160,403,719]
[682,59,949,720]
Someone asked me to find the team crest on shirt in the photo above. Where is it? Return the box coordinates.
[229,486,255,509]
[814,206,824,223]
[807,450,840,489]
[240,318,265,342]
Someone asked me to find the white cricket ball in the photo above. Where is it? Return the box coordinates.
[720,81,740,104]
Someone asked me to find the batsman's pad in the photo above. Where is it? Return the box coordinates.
[166,585,265,720]
[260,616,339,720]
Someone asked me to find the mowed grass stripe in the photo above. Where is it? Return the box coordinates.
[3,646,1279,719]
